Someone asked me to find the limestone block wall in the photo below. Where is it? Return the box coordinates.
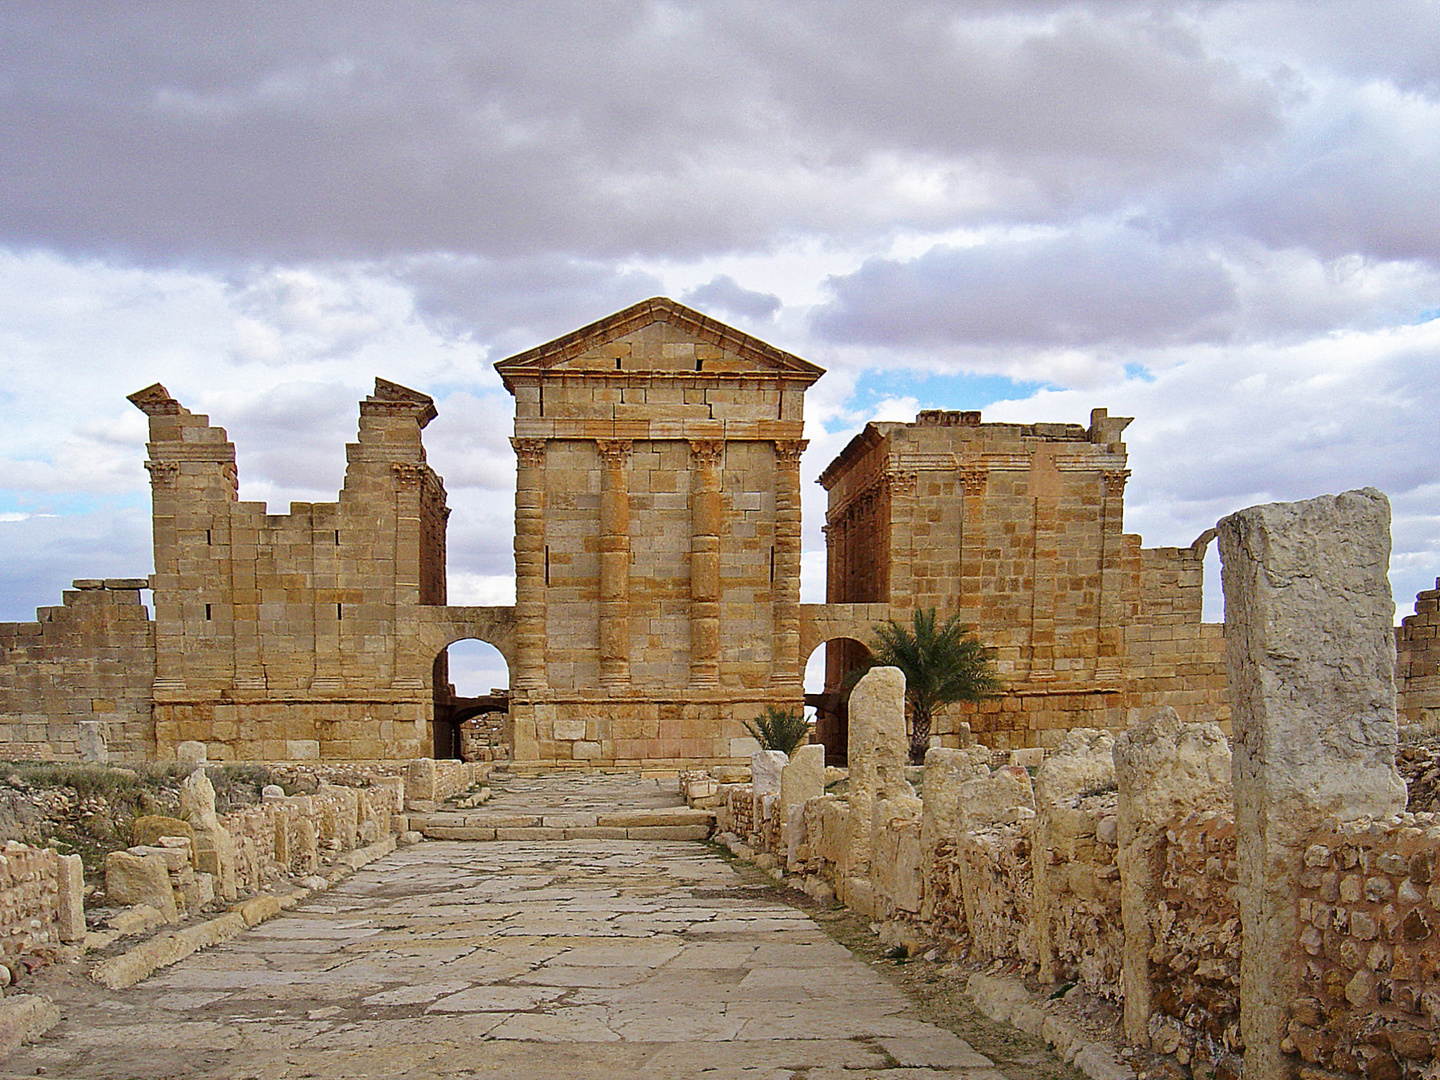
[1397,578,1440,733]
[958,821,1036,963]
[0,580,155,763]
[819,408,1228,753]
[131,380,445,762]
[1290,817,1440,1078]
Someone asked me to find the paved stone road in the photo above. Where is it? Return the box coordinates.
[7,840,1010,1079]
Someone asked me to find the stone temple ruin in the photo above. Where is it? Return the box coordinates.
[1,297,1437,766]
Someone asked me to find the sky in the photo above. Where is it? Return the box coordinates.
[2,1,1438,694]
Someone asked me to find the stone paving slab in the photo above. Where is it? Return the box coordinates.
[4,840,1018,1079]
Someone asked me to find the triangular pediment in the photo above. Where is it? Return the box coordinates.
[494,297,823,389]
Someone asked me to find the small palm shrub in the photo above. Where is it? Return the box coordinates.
[742,707,811,756]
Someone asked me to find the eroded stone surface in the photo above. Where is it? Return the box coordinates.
[12,839,1009,1079]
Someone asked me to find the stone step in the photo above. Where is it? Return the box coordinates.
[410,806,714,843]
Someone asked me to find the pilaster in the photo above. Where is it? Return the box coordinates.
[597,439,632,689]
[689,439,723,686]
[773,439,807,687]
[511,438,547,691]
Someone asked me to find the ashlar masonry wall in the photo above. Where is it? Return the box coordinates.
[0,580,154,763]
[129,379,449,762]
[818,408,1229,753]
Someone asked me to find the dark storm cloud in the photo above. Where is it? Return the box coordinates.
[812,228,1237,349]
[0,2,1284,264]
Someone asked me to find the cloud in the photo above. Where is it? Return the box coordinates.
[0,4,1284,264]
[813,226,1237,351]
[681,275,781,323]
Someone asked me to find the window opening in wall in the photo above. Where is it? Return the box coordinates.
[336,603,343,620]
[204,603,212,620]
[334,530,340,544]
[695,358,704,371]
[770,545,776,586]
[545,545,551,586]
[206,529,212,545]
[538,383,544,417]
[615,358,622,370]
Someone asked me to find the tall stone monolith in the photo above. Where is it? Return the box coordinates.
[1113,707,1231,1046]
[844,666,914,911]
[1217,488,1407,1080]
[780,744,826,869]
[919,746,990,920]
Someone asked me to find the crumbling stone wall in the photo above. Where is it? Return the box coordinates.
[1150,809,1241,1072]
[129,379,448,762]
[0,580,154,763]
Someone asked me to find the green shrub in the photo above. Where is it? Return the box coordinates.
[742,707,812,756]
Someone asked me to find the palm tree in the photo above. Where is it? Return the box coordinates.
[862,608,1002,764]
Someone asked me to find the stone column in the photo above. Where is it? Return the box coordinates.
[597,439,632,689]
[773,440,807,687]
[689,439,723,686]
[1095,470,1129,682]
[390,462,427,691]
[958,465,987,629]
[1217,488,1406,1080]
[511,438,547,691]
[885,465,918,612]
[1113,707,1232,1047]
[144,460,187,693]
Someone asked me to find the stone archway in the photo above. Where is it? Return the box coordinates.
[419,606,517,760]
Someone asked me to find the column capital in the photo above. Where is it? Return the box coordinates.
[596,438,633,465]
[883,465,918,497]
[688,439,725,468]
[391,462,428,488]
[773,439,808,469]
[959,464,988,497]
[144,460,179,487]
[1102,469,1131,498]
[510,437,546,466]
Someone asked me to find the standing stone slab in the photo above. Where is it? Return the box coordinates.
[1218,488,1407,1080]
[780,744,825,869]
[844,667,914,911]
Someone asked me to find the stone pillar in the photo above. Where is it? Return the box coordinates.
[689,440,723,686]
[1095,470,1130,682]
[773,440,807,687]
[597,439,632,688]
[390,462,428,691]
[1113,707,1232,1047]
[1217,488,1407,1080]
[844,667,915,910]
[511,439,547,690]
[885,465,917,612]
[958,465,987,630]
[1033,729,1116,984]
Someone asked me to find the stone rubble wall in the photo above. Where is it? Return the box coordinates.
[0,842,83,963]
[1148,808,1241,1073]
[1290,816,1440,1079]
[0,581,155,764]
[1044,789,1121,999]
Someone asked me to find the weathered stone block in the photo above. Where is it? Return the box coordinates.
[105,850,178,923]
